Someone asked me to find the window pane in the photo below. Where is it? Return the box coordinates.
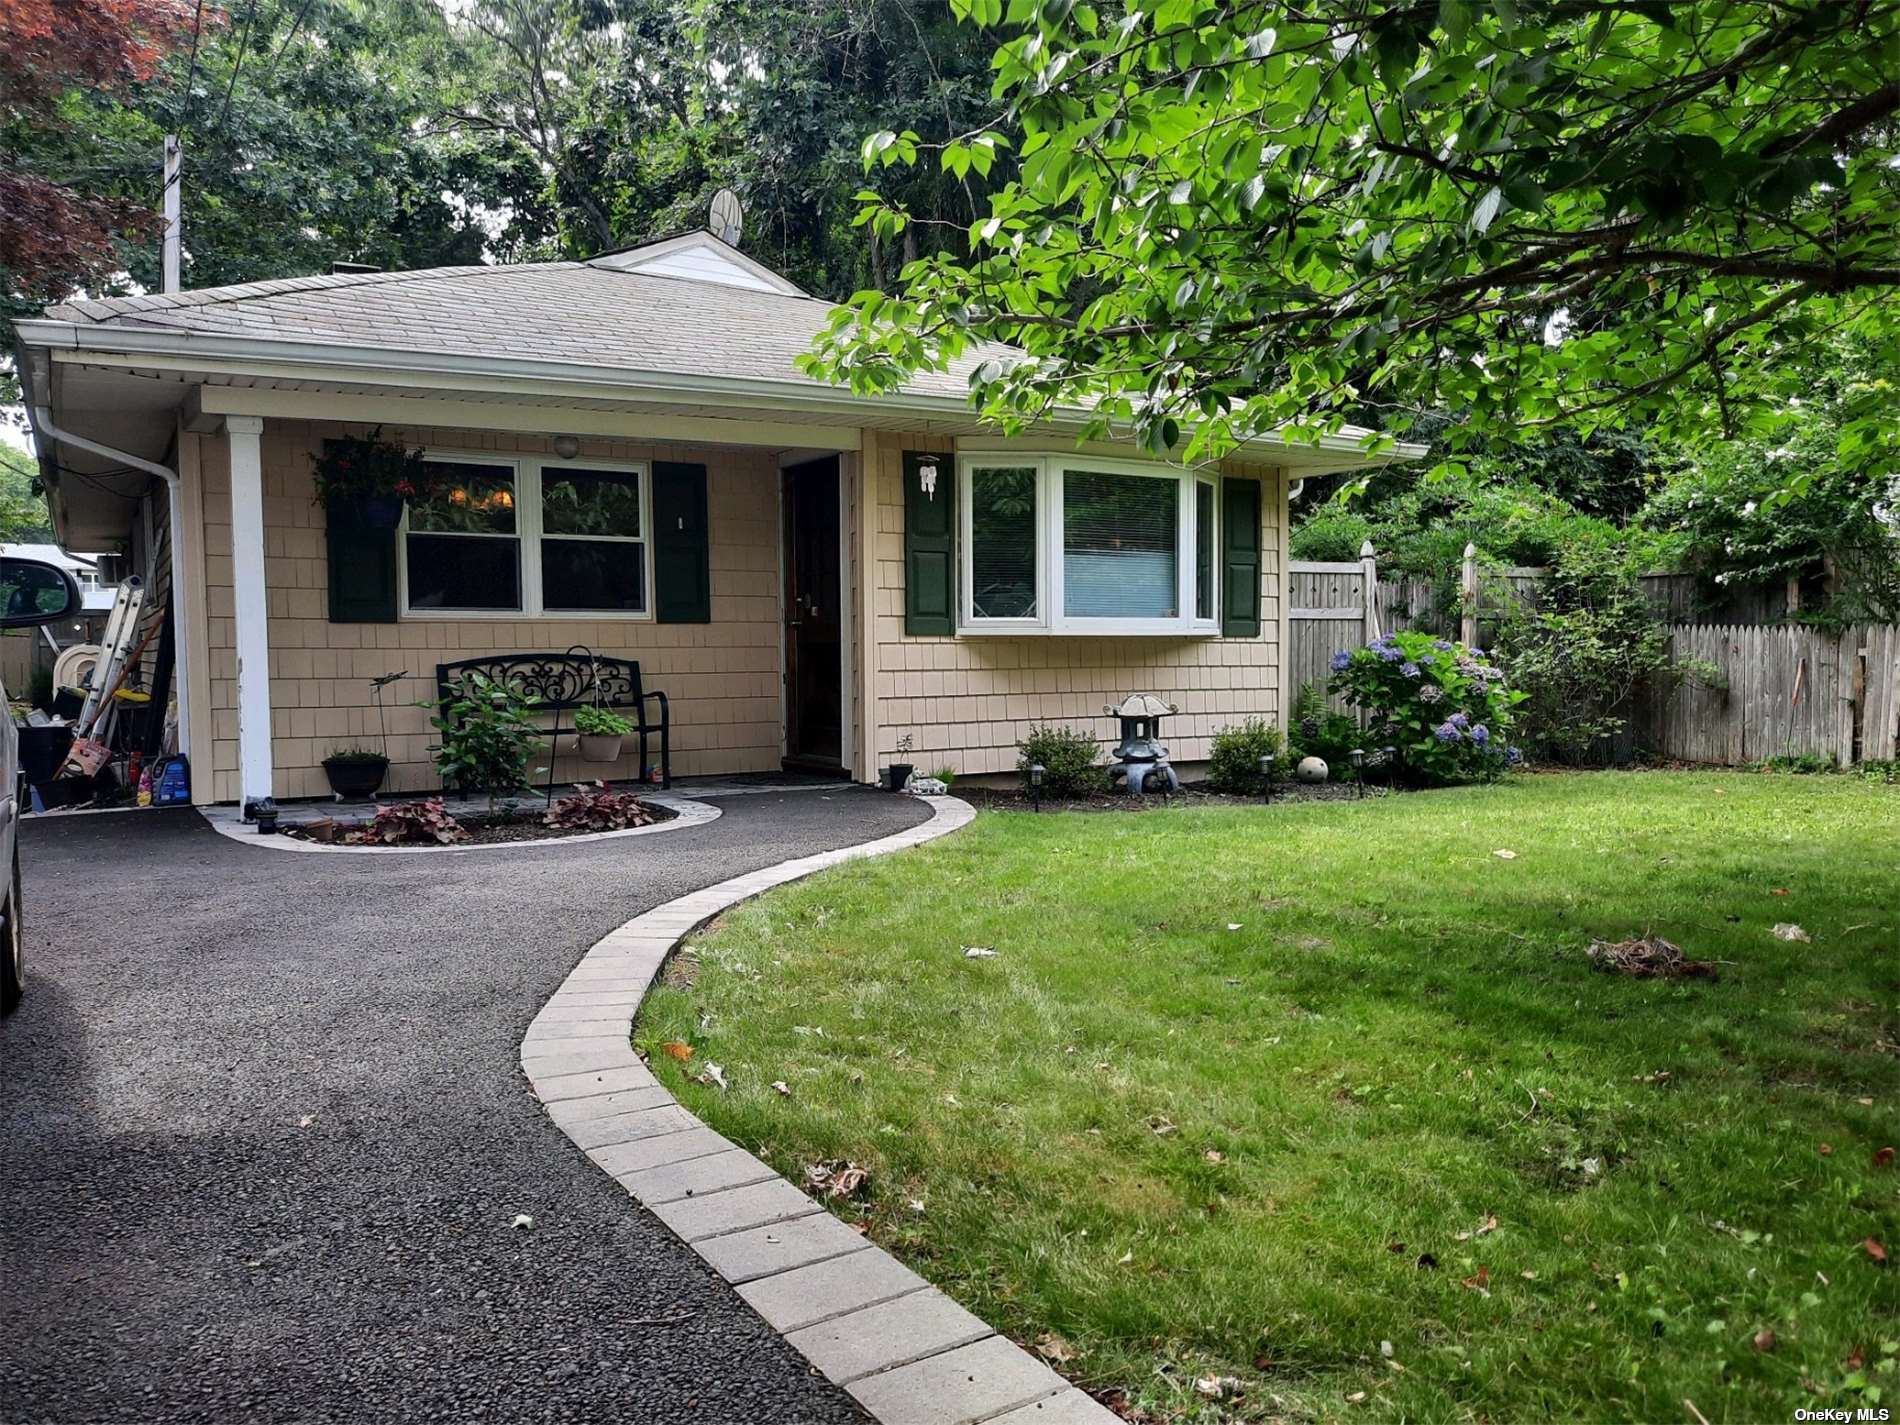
[543,538,647,612]
[410,462,517,534]
[1063,469,1178,619]
[407,534,521,610]
[969,466,1038,620]
[542,467,642,537]
[1196,481,1216,621]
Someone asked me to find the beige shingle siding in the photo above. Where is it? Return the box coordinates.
[200,419,784,803]
[864,431,1285,778]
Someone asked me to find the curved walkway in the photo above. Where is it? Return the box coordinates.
[524,796,1114,1425]
[0,790,927,1424]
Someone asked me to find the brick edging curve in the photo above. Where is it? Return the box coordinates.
[519,794,1116,1425]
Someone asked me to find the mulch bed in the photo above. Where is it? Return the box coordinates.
[952,780,1393,813]
[285,799,677,846]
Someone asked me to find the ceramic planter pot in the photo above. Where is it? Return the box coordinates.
[883,763,914,791]
[578,734,625,763]
[322,755,388,799]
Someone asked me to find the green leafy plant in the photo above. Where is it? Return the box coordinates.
[1331,631,1524,784]
[932,765,958,790]
[324,745,388,765]
[1752,753,1836,776]
[545,782,659,832]
[1288,682,1364,774]
[573,704,633,737]
[312,428,429,509]
[1854,759,1900,785]
[426,672,541,808]
[347,799,467,846]
[1017,723,1102,798]
[1206,717,1287,794]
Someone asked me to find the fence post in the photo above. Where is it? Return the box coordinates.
[1360,540,1381,643]
[1460,542,1479,647]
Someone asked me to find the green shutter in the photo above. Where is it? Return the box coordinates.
[903,451,955,635]
[1221,476,1262,638]
[325,518,398,623]
[653,461,711,623]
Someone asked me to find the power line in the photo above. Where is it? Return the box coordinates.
[175,0,210,134]
[213,0,262,138]
[263,0,318,87]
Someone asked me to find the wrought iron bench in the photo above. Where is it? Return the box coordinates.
[433,648,671,798]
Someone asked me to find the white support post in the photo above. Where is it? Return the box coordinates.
[225,415,273,811]
[1460,542,1480,647]
[161,135,182,294]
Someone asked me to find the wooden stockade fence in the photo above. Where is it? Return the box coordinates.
[1288,546,1899,766]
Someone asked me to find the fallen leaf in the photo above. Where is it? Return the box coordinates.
[1195,1375,1245,1400]
[1492,849,1517,860]
[1117,1250,1133,1265]
[511,1214,534,1231]
[1875,1147,1895,1169]
[695,1063,728,1091]
[1226,923,1243,931]
[1387,1240,1407,1254]
[1860,1097,1875,1106]
[1148,1116,1178,1137]
[1379,1340,1394,1359]
[297,1114,317,1128]
[1036,1334,1076,1364]
[1864,1237,1888,1265]
[661,1040,693,1062]
[908,1199,926,1214]
[1819,1143,1835,1156]
[963,946,997,959]
[1521,1270,1538,1280]
[1477,1213,1500,1235]
[1345,1391,1368,1405]
[1204,1149,1225,1164]
[1462,1266,1491,1295]
[770,1080,791,1097]
[1753,1328,1777,1352]
[1772,887,1791,897]
[1845,1344,1866,1369]
[1772,922,1810,942]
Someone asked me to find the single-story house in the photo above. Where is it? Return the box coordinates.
[14,231,1421,808]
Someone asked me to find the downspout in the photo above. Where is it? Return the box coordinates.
[16,347,193,771]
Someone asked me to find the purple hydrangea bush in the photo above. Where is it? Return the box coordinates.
[1330,630,1526,783]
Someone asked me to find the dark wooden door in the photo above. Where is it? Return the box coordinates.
[783,456,843,768]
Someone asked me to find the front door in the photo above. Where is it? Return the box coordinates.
[783,456,842,769]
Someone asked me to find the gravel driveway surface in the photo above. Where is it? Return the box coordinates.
[0,790,929,1425]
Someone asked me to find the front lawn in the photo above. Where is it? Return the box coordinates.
[638,773,1899,1423]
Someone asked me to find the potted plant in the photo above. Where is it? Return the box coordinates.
[321,746,390,799]
[573,704,632,762]
[884,733,915,791]
[320,670,406,799]
[313,428,429,530]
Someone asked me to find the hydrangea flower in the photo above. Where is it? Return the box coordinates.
[1449,711,1470,729]
[1434,721,1462,743]
[1505,745,1524,766]
[1468,646,1486,659]
[1377,644,1406,662]
[1470,724,1491,747]
[1401,662,1421,679]
[1330,649,1352,672]
[1417,652,1436,665]
[1432,639,1453,651]
[1418,684,1443,704]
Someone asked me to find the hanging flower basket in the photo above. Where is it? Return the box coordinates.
[314,429,428,529]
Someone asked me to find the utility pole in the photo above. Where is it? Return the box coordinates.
[161,135,182,293]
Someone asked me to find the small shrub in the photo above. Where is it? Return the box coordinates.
[1017,723,1102,797]
[1331,629,1524,784]
[1752,753,1835,776]
[931,765,958,790]
[1288,681,1364,772]
[348,799,467,845]
[1207,717,1287,793]
[573,704,633,737]
[1854,758,1900,784]
[428,672,541,808]
[545,782,659,831]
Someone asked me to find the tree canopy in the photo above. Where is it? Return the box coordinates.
[806,0,1899,495]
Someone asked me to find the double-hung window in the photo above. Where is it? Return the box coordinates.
[957,455,1222,635]
[401,455,652,617]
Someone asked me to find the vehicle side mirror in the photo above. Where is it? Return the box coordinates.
[0,557,83,629]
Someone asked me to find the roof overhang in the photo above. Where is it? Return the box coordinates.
[15,316,1427,545]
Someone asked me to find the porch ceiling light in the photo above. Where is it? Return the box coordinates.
[552,434,581,460]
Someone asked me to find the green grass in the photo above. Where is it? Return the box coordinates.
[638,773,1900,1423]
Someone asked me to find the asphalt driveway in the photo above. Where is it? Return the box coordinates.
[0,790,930,1425]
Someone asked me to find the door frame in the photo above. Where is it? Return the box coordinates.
[778,451,852,776]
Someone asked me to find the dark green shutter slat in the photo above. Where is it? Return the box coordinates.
[1221,477,1262,638]
[653,461,711,623]
[903,451,954,635]
[326,519,399,623]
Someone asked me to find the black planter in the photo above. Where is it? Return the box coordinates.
[328,495,404,530]
[322,755,389,799]
[883,763,914,792]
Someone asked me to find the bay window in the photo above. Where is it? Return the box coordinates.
[401,455,652,617]
[957,455,1223,634]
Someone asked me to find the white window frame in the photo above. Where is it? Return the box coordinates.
[956,453,1221,636]
[398,452,655,620]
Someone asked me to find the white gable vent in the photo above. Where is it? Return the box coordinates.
[589,231,807,297]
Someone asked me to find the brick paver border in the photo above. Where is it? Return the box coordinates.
[519,794,1118,1425]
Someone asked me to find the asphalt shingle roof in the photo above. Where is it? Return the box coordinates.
[43,261,994,401]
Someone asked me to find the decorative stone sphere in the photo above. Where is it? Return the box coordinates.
[1296,755,1330,784]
